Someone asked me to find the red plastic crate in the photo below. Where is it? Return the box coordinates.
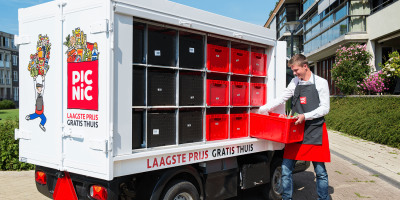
[250,113,305,143]
[207,44,229,72]
[250,83,266,106]
[231,48,249,74]
[207,80,229,106]
[206,114,229,141]
[230,81,249,106]
[230,114,249,138]
[251,53,267,76]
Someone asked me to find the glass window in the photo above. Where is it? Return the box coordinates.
[13,71,18,81]
[311,13,320,26]
[321,15,333,31]
[279,26,288,39]
[286,6,299,22]
[0,54,2,61]
[0,70,3,84]
[321,32,328,46]
[350,1,364,15]
[350,16,366,32]
[328,26,333,43]
[12,55,18,65]
[306,30,312,42]
[4,38,9,47]
[312,23,320,38]
[303,0,317,13]
[11,39,17,49]
[6,71,10,85]
[335,4,347,22]
[5,55,8,62]
[13,87,18,101]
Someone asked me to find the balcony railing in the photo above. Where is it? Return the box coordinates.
[371,0,398,14]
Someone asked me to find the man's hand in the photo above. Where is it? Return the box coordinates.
[295,114,305,125]
[258,105,269,115]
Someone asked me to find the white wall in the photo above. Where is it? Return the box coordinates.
[367,0,400,40]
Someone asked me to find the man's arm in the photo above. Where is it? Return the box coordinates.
[33,76,37,99]
[42,75,45,96]
[303,78,330,120]
[259,79,296,113]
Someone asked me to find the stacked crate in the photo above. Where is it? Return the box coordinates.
[131,18,269,149]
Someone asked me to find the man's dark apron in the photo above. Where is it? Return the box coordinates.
[291,75,324,145]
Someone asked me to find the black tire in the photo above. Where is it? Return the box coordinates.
[269,158,283,200]
[260,158,283,200]
[161,179,199,200]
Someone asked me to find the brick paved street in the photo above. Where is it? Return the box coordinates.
[1,130,400,200]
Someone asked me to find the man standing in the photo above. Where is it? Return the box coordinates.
[259,54,330,200]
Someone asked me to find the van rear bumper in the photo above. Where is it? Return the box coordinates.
[35,165,123,200]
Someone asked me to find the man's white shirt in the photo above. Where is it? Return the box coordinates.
[261,72,330,120]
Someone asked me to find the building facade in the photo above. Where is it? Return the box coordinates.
[265,0,400,95]
[0,31,19,107]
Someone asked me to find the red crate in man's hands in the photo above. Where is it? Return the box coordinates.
[250,113,305,144]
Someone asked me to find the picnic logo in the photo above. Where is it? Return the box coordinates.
[300,97,307,104]
[64,28,99,110]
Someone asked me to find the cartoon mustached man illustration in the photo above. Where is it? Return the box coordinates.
[26,75,47,132]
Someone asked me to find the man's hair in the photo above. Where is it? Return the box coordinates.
[288,54,308,67]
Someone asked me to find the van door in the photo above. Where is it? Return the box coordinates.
[17,2,61,170]
[61,0,110,180]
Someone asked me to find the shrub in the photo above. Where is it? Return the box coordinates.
[332,44,373,95]
[379,51,400,79]
[326,97,400,149]
[0,100,16,109]
[358,71,390,93]
[0,119,35,170]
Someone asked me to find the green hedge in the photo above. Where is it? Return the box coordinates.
[0,100,16,109]
[326,97,400,149]
[0,119,35,170]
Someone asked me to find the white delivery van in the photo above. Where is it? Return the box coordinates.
[14,0,309,199]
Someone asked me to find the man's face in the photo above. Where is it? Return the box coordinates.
[37,87,42,94]
[291,64,308,80]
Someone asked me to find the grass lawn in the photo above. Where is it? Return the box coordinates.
[0,109,19,123]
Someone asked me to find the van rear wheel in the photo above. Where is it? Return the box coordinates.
[162,180,199,200]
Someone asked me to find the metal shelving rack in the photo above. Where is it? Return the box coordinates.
[132,18,268,151]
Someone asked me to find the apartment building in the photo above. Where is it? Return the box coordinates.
[0,31,19,107]
[265,0,400,95]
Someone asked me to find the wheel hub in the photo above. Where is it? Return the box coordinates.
[272,166,283,195]
[174,192,193,200]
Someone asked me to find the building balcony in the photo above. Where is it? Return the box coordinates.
[368,0,400,41]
